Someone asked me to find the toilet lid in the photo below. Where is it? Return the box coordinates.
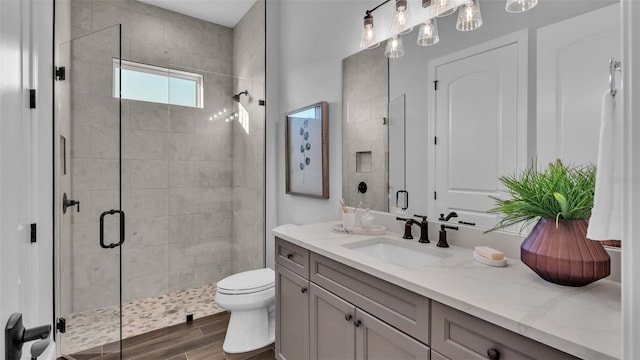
[217,268,275,295]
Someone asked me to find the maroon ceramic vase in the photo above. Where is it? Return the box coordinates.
[520,218,610,287]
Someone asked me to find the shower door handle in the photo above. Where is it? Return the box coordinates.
[99,209,125,249]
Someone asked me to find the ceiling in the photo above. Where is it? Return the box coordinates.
[137,0,258,28]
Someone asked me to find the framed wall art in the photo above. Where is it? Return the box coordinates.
[285,101,329,198]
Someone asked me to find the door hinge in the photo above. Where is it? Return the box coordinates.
[55,66,66,81]
[434,80,438,90]
[30,223,36,243]
[29,89,36,109]
[56,318,66,333]
[434,192,438,200]
[434,136,438,145]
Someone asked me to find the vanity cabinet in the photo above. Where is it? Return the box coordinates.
[275,238,578,360]
[276,237,430,360]
[431,301,578,360]
[310,283,430,360]
[309,283,356,359]
[275,238,311,360]
[275,264,309,360]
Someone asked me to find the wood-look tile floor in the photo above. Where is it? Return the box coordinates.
[63,312,275,360]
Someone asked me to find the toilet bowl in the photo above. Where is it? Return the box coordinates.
[215,268,276,354]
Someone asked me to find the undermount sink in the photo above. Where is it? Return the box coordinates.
[343,237,451,269]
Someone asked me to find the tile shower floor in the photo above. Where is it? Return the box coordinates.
[62,283,225,355]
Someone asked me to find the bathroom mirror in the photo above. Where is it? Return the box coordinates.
[342,0,620,232]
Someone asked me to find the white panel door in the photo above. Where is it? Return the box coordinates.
[432,37,524,229]
[537,4,621,166]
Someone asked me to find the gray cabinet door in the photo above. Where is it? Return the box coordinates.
[276,264,310,360]
[310,283,357,360]
[356,308,430,360]
[431,301,578,360]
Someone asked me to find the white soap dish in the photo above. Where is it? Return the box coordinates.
[332,224,386,235]
[473,252,507,267]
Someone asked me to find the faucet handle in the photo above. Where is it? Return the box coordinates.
[413,214,427,222]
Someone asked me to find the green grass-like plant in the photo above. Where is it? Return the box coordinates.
[486,159,596,233]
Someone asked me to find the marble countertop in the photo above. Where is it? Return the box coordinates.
[273,222,621,360]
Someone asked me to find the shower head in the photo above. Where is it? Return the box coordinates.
[232,90,249,102]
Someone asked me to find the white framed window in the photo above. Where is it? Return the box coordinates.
[113,59,204,108]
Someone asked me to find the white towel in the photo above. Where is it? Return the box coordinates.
[587,90,623,240]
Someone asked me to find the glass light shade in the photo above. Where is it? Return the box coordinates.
[385,36,405,58]
[391,0,413,35]
[417,19,440,46]
[433,0,456,17]
[360,13,378,49]
[505,0,538,13]
[456,0,482,31]
[360,24,377,49]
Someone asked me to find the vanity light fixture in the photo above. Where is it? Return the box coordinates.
[417,18,439,46]
[505,0,538,13]
[385,35,405,58]
[391,0,413,35]
[360,0,529,57]
[456,0,482,31]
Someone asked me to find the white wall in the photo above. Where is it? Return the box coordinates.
[0,0,54,357]
[621,1,640,357]
[266,0,365,267]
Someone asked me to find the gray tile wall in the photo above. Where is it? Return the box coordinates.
[69,0,237,312]
[342,46,389,212]
[231,0,266,273]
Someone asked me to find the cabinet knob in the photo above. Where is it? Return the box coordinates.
[286,253,294,260]
[487,348,500,360]
[354,320,361,327]
[301,287,307,294]
[345,314,352,322]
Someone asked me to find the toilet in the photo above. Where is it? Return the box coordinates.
[215,268,276,354]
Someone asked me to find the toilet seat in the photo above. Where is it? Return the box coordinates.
[217,268,275,295]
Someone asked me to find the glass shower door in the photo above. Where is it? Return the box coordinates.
[55,24,124,358]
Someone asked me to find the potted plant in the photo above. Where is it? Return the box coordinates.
[487,160,610,287]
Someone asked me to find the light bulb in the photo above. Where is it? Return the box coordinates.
[505,0,538,13]
[384,36,405,59]
[391,0,412,35]
[456,0,482,31]
[417,19,440,46]
[209,116,213,121]
[433,0,456,17]
[360,13,379,49]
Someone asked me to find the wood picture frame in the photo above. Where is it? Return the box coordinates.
[285,101,329,198]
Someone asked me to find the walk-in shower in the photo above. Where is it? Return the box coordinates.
[53,0,266,357]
